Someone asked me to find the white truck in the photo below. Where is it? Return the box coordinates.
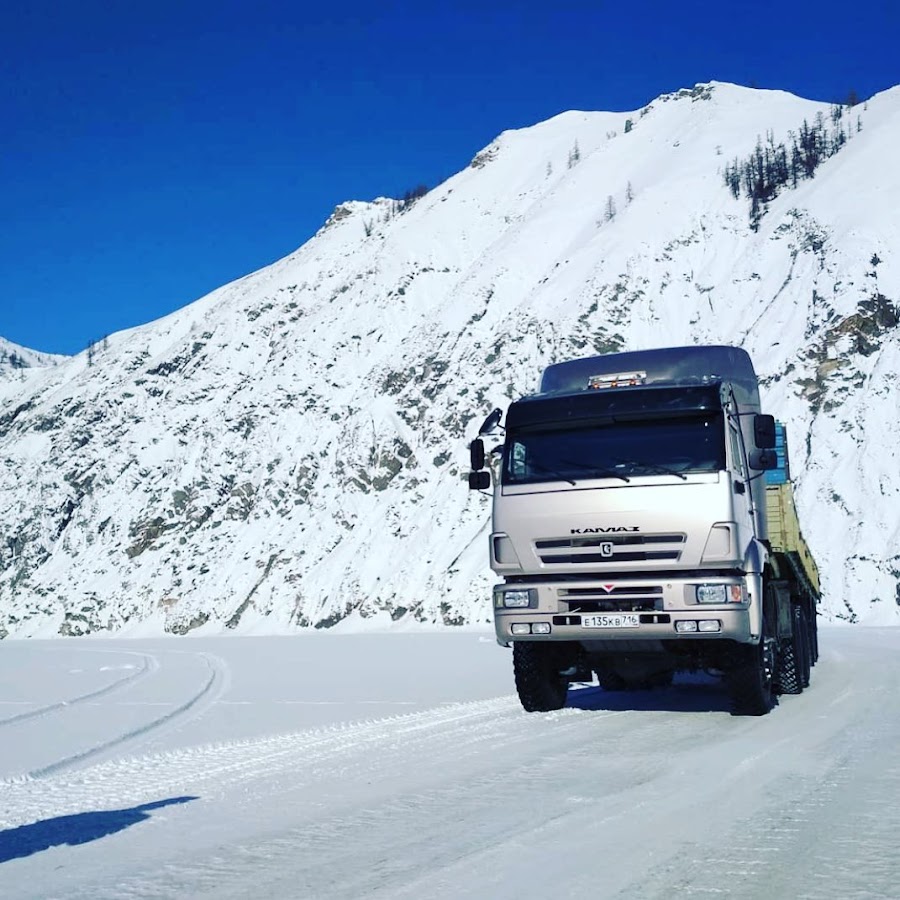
[468,346,820,715]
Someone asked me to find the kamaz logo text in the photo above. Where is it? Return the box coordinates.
[570,526,639,534]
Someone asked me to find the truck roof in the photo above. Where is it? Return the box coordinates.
[539,345,760,412]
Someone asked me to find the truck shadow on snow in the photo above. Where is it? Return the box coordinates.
[565,673,734,714]
[0,796,197,864]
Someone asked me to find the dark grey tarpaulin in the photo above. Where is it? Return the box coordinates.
[538,345,760,410]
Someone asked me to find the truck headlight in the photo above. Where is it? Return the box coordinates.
[696,584,744,604]
[696,584,728,604]
[495,589,535,609]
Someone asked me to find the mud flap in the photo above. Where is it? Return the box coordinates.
[772,581,793,640]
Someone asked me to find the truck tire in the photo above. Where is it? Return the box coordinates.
[513,642,569,712]
[798,608,812,689]
[726,637,774,716]
[808,608,819,665]
[774,605,806,695]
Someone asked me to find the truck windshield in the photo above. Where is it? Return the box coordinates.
[503,414,725,485]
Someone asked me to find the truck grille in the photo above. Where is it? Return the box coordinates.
[558,584,664,613]
[535,533,685,565]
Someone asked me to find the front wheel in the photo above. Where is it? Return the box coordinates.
[513,642,569,712]
[726,637,775,716]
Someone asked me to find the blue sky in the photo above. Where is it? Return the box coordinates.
[3,0,898,355]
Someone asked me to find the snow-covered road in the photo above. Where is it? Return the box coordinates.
[1,627,898,898]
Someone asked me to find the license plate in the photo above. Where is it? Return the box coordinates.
[582,614,640,629]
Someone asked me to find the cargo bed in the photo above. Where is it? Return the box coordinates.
[765,481,820,598]
[764,422,820,600]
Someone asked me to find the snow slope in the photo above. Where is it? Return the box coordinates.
[0,629,898,898]
[1,82,899,636]
[0,336,66,372]
[0,336,66,401]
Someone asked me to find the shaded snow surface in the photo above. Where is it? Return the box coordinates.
[1,628,899,898]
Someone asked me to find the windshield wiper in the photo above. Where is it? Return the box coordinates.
[524,460,631,485]
[525,461,577,485]
[557,459,631,483]
[610,458,688,480]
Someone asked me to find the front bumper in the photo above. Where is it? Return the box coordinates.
[493,574,760,646]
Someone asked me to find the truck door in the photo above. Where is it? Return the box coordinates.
[727,411,756,545]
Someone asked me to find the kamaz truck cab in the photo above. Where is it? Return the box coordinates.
[469,346,819,715]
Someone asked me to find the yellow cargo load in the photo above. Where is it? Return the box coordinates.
[765,482,820,598]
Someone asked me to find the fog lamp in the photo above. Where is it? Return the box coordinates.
[698,620,722,633]
[510,623,531,635]
[531,622,551,635]
[675,620,699,633]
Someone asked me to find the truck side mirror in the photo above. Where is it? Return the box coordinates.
[470,438,485,471]
[468,470,491,490]
[479,408,503,435]
[754,414,776,449]
[748,448,778,471]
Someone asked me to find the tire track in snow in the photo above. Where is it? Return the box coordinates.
[0,694,622,829]
[43,694,745,900]
[609,638,900,900]
[9,652,228,784]
[0,650,158,728]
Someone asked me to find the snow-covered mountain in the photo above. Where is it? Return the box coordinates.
[0,336,65,375]
[0,337,67,409]
[2,81,898,638]
[0,336,67,367]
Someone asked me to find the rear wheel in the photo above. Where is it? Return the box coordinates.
[798,608,812,689]
[513,642,569,712]
[775,605,806,695]
[727,636,775,715]
[808,606,819,665]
